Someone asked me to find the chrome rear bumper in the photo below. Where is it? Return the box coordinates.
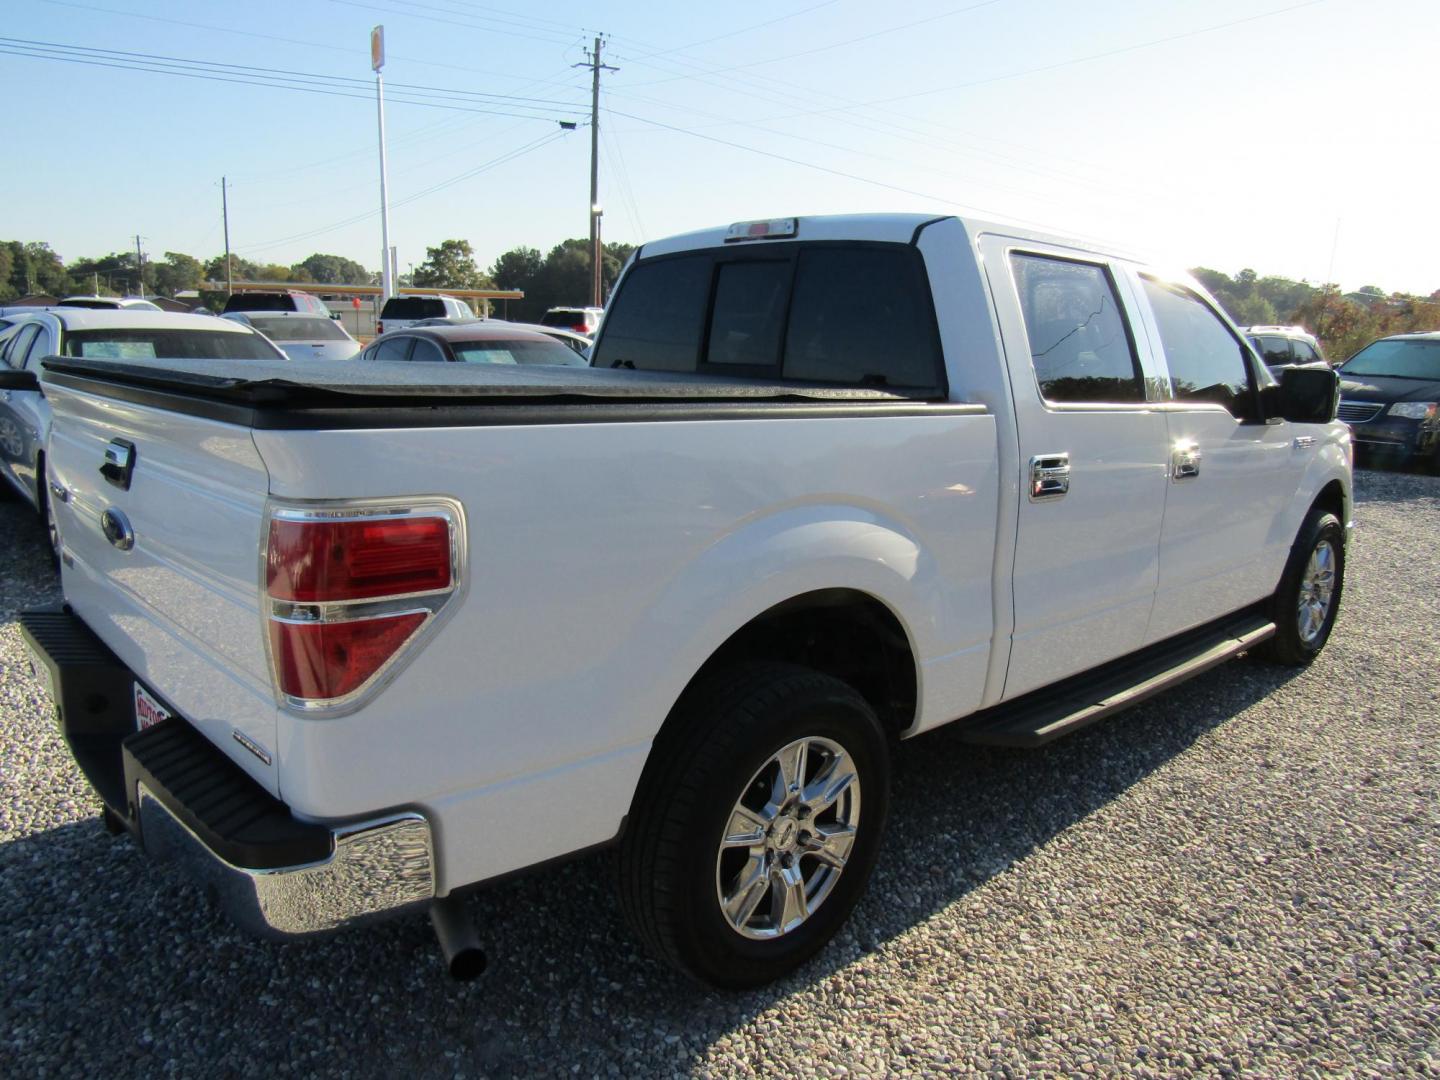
[137,787,436,938]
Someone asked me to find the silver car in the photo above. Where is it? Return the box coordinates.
[222,311,362,361]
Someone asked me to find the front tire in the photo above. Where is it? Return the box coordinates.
[617,663,891,988]
[1256,508,1344,665]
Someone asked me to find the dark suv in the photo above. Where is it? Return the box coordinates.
[1336,332,1440,469]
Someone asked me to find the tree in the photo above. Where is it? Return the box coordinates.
[296,252,370,285]
[0,245,14,301]
[153,251,202,296]
[204,253,259,283]
[414,239,490,291]
[4,241,73,297]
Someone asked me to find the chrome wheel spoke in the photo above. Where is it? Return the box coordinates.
[803,822,856,869]
[1297,539,1338,643]
[721,854,769,929]
[771,862,809,931]
[801,751,857,815]
[773,740,808,804]
[721,804,772,849]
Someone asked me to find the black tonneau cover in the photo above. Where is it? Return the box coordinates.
[39,356,980,430]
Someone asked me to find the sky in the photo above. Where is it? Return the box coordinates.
[2,0,1436,294]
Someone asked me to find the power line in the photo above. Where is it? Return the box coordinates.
[0,40,584,121]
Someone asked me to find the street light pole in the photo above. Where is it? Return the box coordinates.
[373,26,393,304]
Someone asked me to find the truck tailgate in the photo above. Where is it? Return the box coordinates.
[44,381,279,794]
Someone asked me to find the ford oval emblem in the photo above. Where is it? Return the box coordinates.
[101,508,135,551]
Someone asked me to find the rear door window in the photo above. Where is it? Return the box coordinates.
[1009,253,1143,403]
[1292,340,1321,363]
[592,255,711,371]
[1142,278,1256,419]
[6,324,40,369]
[369,336,414,362]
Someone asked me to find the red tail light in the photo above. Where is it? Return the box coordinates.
[265,502,463,712]
[376,321,384,333]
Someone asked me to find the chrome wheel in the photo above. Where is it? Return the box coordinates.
[716,735,860,940]
[1297,538,1337,644]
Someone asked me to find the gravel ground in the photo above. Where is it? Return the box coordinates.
[2,469,1437,1078]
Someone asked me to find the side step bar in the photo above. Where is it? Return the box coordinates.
[959,608,1276,748]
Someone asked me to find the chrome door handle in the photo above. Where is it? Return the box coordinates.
[1172,440,1202,481]
[1029,453,1070,501]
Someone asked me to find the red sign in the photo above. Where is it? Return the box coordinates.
[351,297,362,309]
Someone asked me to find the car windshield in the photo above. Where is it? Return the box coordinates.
[247,316,348,341]
[1341,339,1440,380]
[63,329,282,361]
[450,338,585,366]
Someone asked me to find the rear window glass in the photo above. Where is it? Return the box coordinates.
[57,299,120,310]
[783,247,941,388]
[592,256,710,371]
[223,292,305,313]
[540,309,583,327]
[64,329,281,361]
[593,244,943,391]
[452,339,585,367]
[381,297,447,319]
[706,261,789,367]
[247,316,347,341]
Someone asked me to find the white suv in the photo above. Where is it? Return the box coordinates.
[377,294,472,334]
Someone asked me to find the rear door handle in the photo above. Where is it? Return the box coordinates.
[1029,453,1070,501]
[1172,440,1202,481]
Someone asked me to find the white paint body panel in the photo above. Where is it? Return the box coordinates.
[253,416,998,890]
[40,211,1352,896]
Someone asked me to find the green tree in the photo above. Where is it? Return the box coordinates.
[153,251,202,296]
[414,239,491,292]
[204,253,260,283]
[296,253,370,285]
[6,241,74,297]
[0,245,14,301]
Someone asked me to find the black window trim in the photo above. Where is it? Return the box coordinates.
[615,239,949,396]
[1006,247,1149,410]
[1139,273,1265,423]
[6,323,41,370]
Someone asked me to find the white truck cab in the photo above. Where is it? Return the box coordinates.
[16,213,1350,987]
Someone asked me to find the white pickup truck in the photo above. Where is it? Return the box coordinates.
[13,214,1350,988]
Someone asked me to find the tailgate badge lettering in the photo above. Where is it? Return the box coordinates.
[101,438,137,490]
[232,730,273,767]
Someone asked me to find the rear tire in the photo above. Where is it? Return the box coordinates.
[1256,508,1344,665]
[617,663,891,989]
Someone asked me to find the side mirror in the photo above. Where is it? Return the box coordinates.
[1262,364,1338,424]
[0,368,40,392]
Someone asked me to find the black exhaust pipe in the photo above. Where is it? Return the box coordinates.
[430,894,487,981]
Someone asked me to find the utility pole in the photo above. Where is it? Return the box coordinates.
[372,26,394,304]
[221,176,233,296]
[576,35,616,307]
[134,234,145,297]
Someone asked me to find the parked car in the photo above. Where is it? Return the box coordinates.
[19,213,1347,989]
[222,290,333,318]
[358,323,586,366]
[223,311,361,362]
[58,295,162,311]
[540,305,604,335]
[1241,325,1326,368]
[1335,331,1440,469]
[406,318,591,356]
[376,294,472,334]
[0,309,285,559]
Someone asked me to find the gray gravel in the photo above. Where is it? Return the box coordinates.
[2,469,1438,1078]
